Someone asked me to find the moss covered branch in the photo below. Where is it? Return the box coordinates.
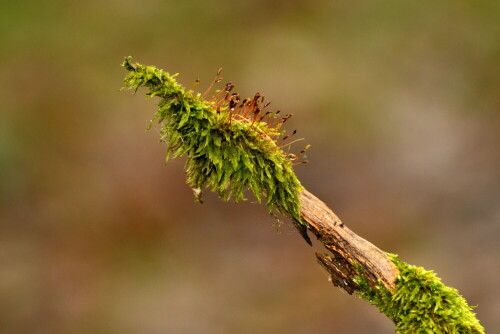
[300,190,483,333]
[121,57,484,334]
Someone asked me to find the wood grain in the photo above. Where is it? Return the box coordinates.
[299,189,399,293]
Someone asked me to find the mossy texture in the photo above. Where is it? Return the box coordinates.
[354,255,484,334]
[121,57,304,222]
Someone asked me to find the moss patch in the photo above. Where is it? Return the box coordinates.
[121,57,305,223]
[354,254,484,334]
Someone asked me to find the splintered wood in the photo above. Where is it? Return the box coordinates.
[299,189,399,293]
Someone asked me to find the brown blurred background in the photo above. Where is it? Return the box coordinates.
[1,1,499,333]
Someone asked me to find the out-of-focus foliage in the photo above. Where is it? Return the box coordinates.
[1,1,499,333]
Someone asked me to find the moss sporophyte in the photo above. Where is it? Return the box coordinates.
[121,57,310,239]
[122,57,485,334]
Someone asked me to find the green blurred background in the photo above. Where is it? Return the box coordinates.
[1,1,499,333]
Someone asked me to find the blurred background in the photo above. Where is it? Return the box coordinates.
[1,1,499,333]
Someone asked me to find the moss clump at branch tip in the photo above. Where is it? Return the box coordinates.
[353,254,484,334]
[121,56,307,226]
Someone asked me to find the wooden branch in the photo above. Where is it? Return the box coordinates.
[122,59,485,333]
[299,189,399,293]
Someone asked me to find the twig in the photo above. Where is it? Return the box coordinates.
[121,57,485,334]
[299,189,398,292]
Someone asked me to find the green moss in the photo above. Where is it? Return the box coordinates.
[354,254,484,334]
[121,57,304,223]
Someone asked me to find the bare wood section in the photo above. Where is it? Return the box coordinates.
[299,189,399,293]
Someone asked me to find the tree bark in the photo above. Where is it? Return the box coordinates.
[299,189,399,293]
